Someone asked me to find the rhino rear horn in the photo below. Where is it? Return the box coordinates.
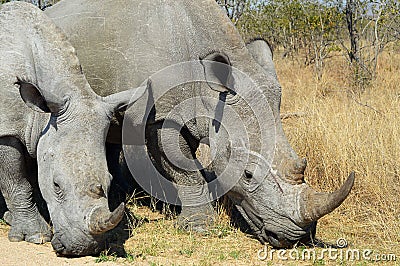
[300,172,355,222]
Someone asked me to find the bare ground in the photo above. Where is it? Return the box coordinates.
[0,224,121,266]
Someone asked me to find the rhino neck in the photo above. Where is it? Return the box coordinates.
[0,3,96,157]
[15,2,95,100]
[250,71,305,185]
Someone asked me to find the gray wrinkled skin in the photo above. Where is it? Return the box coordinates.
[46,0,354,249]
[0,2,145,256]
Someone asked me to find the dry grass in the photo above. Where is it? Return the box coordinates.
[278,48,400,256]
[122,205,263,266]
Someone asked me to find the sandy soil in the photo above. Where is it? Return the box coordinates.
[0,226,121,266]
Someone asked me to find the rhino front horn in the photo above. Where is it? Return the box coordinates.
[88,203,125,235]
[300,172,355,222]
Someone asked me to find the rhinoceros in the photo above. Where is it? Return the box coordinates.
[46,0,355,250]
[0,2,146,255]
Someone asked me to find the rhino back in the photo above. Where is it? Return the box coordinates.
[0,3,40,141]
[0,2,92,150]
[46,0,245,97]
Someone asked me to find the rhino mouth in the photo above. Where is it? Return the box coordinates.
[51,229,104,256]
[235,202,313,248]
[51,237,67,254]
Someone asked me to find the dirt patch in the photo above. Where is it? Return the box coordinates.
[0,225,120,266]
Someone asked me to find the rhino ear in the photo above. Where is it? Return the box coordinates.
[246,39,276,76]
[246,38,274,61]
[103,79,150,111]
[15,77,65,114]
[200,52,233,93]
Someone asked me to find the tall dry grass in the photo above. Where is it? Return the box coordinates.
[278,47,400,254]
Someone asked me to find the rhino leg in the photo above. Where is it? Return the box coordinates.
[176,202,215,233]
[150,126,216,232]
[106,142,133,195]
[0,137,52,244]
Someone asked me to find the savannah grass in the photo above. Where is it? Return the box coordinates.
[279,47,400,254]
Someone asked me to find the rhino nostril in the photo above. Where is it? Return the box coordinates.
[265,230,278,241]
[299,158,307,171]
[264,230,281,246]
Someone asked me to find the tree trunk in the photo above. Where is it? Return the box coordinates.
[346,0,359,63]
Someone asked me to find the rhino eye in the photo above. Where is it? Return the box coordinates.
[54,182,61,190]
[54,182,64,199]
[244,170,253,179]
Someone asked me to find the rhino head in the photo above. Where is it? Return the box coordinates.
[198,39,354,248]
[17,78,146,255]
[4,3,148,253]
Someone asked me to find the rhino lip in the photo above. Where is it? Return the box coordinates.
[51,227,102,256]
[51,237,66,255]
[236,201,302,248]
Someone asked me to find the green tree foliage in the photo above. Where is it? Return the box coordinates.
[237,1,343,55]
[215,0,249,25]
[341,0,400,90]
[234,0,344,79]
[217,0,399,84]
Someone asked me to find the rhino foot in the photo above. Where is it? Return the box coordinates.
[176,204,216,233]
[8,212,52,244]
